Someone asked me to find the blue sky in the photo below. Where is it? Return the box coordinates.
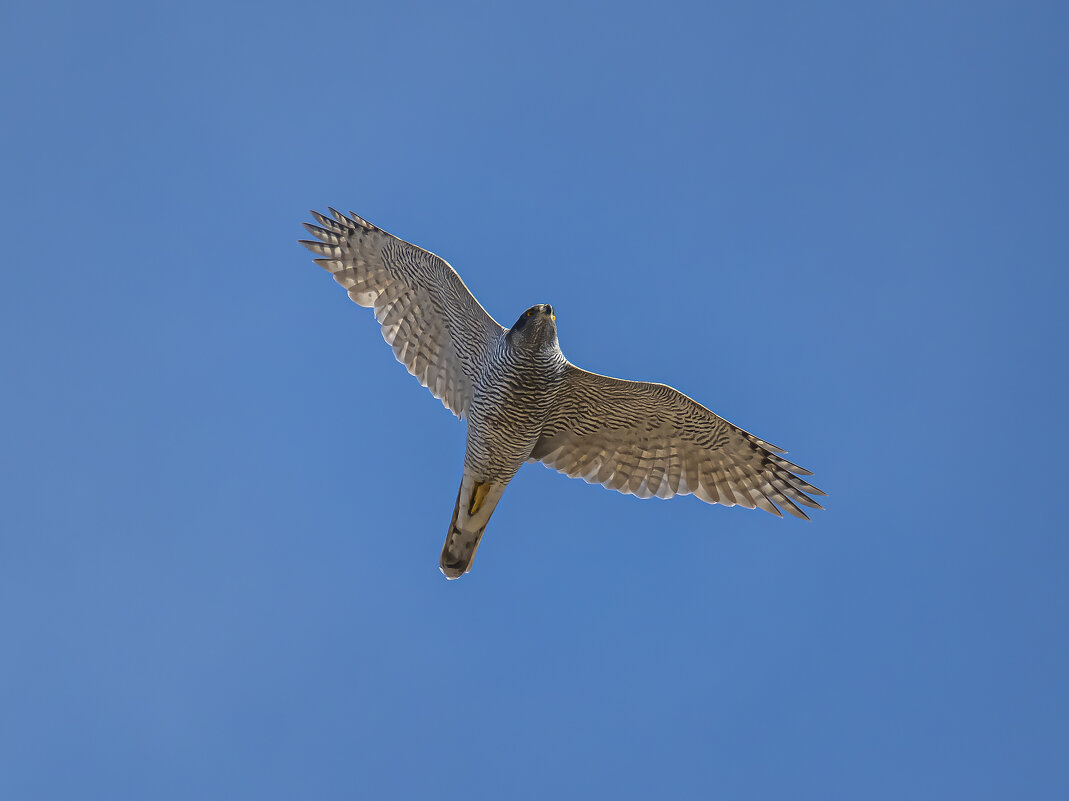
[3,0,1068,798]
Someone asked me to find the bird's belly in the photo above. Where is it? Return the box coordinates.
[464,408,542,477]
[465,387,551,478]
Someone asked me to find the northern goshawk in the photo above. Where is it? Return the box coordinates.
[300,209,823,578]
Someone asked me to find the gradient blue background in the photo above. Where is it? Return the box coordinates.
[3,1,1067,798]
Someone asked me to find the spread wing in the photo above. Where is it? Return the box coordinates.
[300,209,505,417]
[531,365,824,518]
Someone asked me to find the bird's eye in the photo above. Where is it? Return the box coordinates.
[525,310,532,317]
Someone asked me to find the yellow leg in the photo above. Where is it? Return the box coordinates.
[468,481,490,516]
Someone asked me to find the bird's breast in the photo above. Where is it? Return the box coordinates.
[464,348,566,475]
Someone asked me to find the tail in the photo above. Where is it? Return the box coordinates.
[439,474,507,579]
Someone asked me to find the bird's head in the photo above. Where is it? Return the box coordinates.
[507,303,558,349]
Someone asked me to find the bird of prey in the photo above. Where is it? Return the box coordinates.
[300,209,824,579]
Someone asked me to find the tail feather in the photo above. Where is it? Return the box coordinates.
[439,474,506,579]
[439,527,485,579]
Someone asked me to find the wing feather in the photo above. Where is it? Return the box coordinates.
[531,365,824,518]
[300,210,505,417]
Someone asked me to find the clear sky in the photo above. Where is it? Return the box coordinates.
[3,1,1067,798]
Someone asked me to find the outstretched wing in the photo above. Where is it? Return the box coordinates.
[300,209,505,417]
[531,365,824,518]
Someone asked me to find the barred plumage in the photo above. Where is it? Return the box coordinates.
[300,208,504,417]
[300,209,824,579]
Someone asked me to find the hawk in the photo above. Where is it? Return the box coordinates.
[300,209,824,578]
